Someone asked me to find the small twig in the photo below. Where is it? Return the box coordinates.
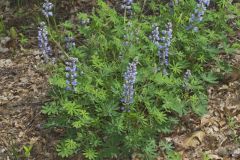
[26,110,43,128]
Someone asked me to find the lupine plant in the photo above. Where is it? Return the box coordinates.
[121,61,137,111]
[38,0,53,62]
[42,0,54,18]
[42,0,240,159]
[65,57,78,91]
[121,0,134,16]
[187,0,210,31]
[150,22,173,74]
[65,36,76,51]
[38,22,52,61]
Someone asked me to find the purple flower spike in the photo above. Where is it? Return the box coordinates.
[65,36,76,51]
[38,22,52,61]
[65,57,79,91]
[150,22,173,75]
[187,0,210,31]
[42,0,53,18]
[121,0,134,16]
[122,61,137,106]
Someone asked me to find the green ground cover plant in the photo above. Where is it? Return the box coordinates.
[40,0,239,159]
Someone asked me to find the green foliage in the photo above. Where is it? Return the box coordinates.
[83,148,98,160]
[159,140,182,160]
[166,151,182,160]
[9,27,18,39]
[42,0,238,159]
[0,17,5,35]
[19,33,28,45]
[203,152,211,160]
[143,139,157,159]
[22,145,32,158]
[57,139,78,158]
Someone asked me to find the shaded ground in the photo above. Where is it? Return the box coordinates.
[0,42,58,159]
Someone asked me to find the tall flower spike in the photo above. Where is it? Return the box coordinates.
[121,0,134,16]
[121,61,137,110]
[150,23,173,75]
[38,22,52,61]
[65,36,76,51]
[149,24,160,46]
[187,0,210,31]
[42,0,53,18]
[65,57,78,91]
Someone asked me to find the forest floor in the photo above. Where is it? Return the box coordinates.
[0,1,240,160]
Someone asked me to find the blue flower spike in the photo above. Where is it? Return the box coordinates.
[65,57,79,92]
[42,0,54,18]
[121,60,137,112]
[38,22,52,61]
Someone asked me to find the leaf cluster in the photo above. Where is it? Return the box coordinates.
[42,0,239,159]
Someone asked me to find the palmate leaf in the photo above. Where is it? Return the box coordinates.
[170,61,187,74]
[148,107,167,124]
[49,75,66,88]
[163,95,186,116]
[143,139,157,159]
[153,73,181,87]
[83,148,98,160]
[57,139,78,158]
[91,54,106,69]
[41,103,59,115]
[167,151,182,160]
[62,100,82,116]
[72,110,91,128]
[201,72,218,84]
[190,94,208,116]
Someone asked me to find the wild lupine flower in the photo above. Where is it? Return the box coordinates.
[150,23,173,75]
[121,0,134,16]
[161,22,173,68]
[183,69,191,89]
[149,24,160,46]
[42,0,53,18]
[121,61,137,109]
[65,36,76,51]
[38,22,52,61]
[187,0,210,31]
[65,57,78,91]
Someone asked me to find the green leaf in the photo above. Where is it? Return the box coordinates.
[57,139,78,158]
[201,72,218,84]
[83,148,98,160]
[148,107,167,124]
[41,103,59,115]
[163,96,186,116]
[62,101,81,116]
[49,75,66,88]
[143,139,157,159]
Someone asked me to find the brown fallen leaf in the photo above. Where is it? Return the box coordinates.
[208,154,223,160]
[183,131,206,149]
[201,115,212,126]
